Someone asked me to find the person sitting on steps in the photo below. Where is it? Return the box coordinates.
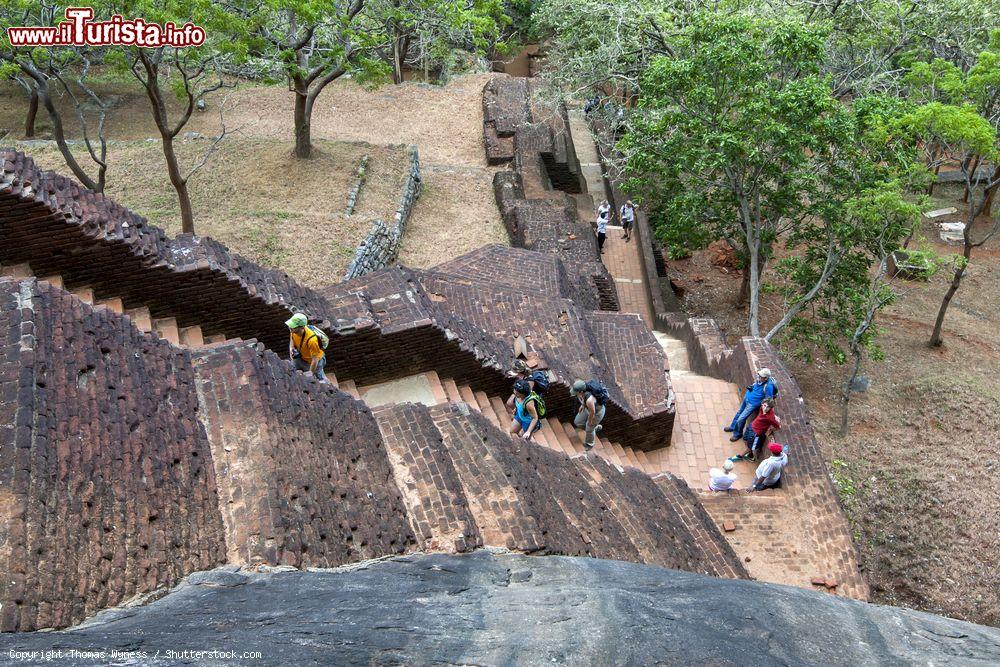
[723,368,777,442]
[570,379,608,450]
[741,397,781,461]
[507,379,541,441]
[708,459,738,492]
[285,313,328,383]
[748,443,790,492]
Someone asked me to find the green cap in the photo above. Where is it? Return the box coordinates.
[569,379,587,396]
[285,313,308,329]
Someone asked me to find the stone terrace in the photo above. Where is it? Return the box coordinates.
[0,147,750,630]
[484,77,619,311]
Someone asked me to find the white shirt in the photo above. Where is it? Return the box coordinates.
[620,205,635,223]
[755,452,788,485]
[597,205,610,232]
[709,469,737,491]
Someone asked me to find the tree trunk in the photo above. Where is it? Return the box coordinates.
[962,155,980,203]
[929,230,973,347]
[839,352,863,437]
[37,80,102,192]
[926,145,940,195]
[25,86,38,138]
[747,241,761,337]
[392,35,405,84]
[293,89,312,159]
[982,165,1000,217]
[160,135,195,234]
[736,267,750,307]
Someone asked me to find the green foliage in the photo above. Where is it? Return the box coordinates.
[899,102,997,158]
[622,13,918,353]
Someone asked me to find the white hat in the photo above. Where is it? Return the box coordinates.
[758,368,772,378]
[723,460,734,472]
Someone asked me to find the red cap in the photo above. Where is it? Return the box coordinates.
[768,443,784,455]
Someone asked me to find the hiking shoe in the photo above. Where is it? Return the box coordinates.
[729,434,741,442]
[723,426,734,432]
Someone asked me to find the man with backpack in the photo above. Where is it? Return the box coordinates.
[570,379,608,449]
[723,367,777,442]
[285,313,329,383]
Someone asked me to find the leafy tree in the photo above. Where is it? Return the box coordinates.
[113,0,246,233]
[622,14,917,348]
[365,0,507,84]
[238,0,377,159]
[899,102,999,347]
[1,1,112,191]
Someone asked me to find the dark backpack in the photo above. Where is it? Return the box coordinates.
[529,370,550,393]
[585,379,609,405]
[525,391,546,418]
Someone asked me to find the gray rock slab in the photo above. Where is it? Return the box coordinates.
[2,551,999,666]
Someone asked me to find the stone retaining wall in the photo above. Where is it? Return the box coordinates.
[343,146,421,280]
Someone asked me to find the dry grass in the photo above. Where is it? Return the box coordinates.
[2,72,508,272]
[16,137,409,287]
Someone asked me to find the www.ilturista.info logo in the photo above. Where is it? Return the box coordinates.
[6,7,206,48]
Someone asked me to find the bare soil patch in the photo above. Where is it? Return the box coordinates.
[15,137,408,287]
[667,183,1000,627]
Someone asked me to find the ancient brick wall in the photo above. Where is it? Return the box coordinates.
[427,403,747,575]
[0,279,226,632]
[0,150,328,353]
[191,343,416,567]
[373,403,482,553]
[343,146,422,280]
[483,78,619,313]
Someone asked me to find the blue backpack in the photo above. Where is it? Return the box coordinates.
[529,370,550,393]
[585,380,609,405]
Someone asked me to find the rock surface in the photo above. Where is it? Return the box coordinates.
[3,551,999,666]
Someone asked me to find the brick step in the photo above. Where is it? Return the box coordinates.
[153,317,180,345]
[0,262,33,278]
[445,380,636,470]
[0,264,217,350]
[70,286,95,305]
[339,378,361,399]
[179,325,204,347]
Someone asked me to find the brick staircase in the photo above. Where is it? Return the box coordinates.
[345,369,676,475]
[1,261,229,347]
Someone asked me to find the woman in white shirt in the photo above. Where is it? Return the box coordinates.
[596,201,610,254]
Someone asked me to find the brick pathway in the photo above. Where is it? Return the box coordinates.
[568,110,654,326]
[569,117,869,600]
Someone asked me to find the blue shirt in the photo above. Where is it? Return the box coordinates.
[744,379,776,408]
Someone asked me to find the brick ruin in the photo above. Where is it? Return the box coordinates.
[482,76,869,599]
[0,72,872,631]
[484,77,620,312]
[0,147,746,632]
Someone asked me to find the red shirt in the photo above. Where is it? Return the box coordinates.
[751,410,780,436]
